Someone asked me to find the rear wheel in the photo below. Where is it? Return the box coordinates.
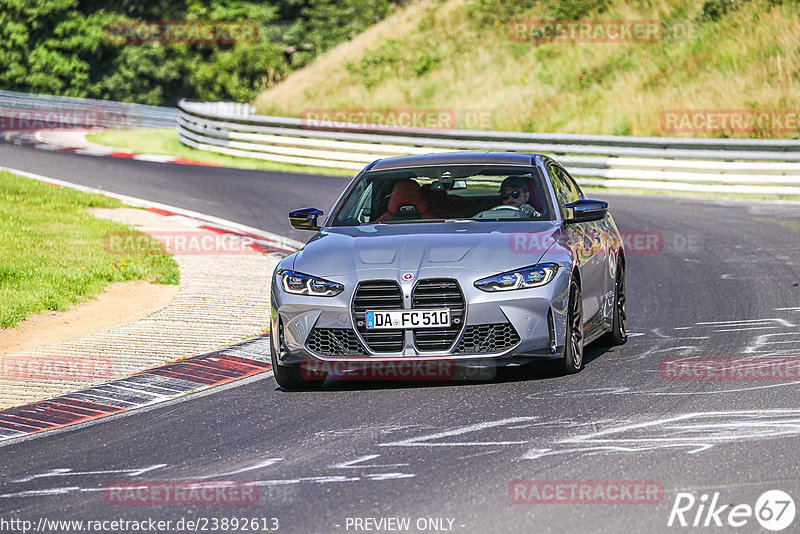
[270,328,327,390]
[601,260,627,346]
[561,279,584,374]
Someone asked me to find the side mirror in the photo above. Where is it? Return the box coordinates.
[289,207,323,231]
[564,199,608,224]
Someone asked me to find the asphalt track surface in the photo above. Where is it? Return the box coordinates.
[2,143,800,533]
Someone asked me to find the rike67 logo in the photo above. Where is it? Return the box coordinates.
[668,490,796,531]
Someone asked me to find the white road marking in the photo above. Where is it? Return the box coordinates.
[716,326,778,332]
[9,464,167,483]
[331,455,409,469]
[363,473,416,481]
[650,328,709,340]
[253,476,360,486]
[744,332,800,354]
[200,458,283,478]
[379,417,537,447]
[521,409,800,460]
[0,487,82,499]
[526,382,800,398]
[696,318,794,327]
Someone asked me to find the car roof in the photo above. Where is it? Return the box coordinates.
[368,151,542,171]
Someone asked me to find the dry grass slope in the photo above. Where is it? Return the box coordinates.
[255,0,800,137]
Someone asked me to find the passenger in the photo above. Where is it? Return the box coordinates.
[499,176,539,217]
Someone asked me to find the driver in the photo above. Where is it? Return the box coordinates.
[499,176,539,217]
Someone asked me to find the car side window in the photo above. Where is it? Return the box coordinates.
[561,168,583,199]
[548,164,580,219]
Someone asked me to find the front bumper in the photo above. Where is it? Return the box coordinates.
[271,268,571,366]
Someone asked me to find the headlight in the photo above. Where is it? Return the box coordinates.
[280,270,344,297]
[474,263,559,292]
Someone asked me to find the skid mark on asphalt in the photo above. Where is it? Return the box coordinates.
[331,454,410,469]
[1,419,589,500]
[10,465,167,484]
[619,311,800,363]
[0,420,568,498]
[378,417,538,447]
[527,382,800,398]
[744,332,800,356]
[521,409,800,461]
[0,453,417,502]
[197,458,284,479]
[695,318,794,328]
[314,423,432,439]
[12,410,799,498]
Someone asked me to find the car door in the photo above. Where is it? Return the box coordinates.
[548,163,607,326]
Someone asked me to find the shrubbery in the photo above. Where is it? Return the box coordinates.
[0,0,404,105]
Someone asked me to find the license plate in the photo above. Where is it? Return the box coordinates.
[365,309,450,329]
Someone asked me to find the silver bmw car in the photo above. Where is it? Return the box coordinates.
[270,152,626,389]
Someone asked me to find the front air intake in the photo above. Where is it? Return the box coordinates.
[453,323,521,354]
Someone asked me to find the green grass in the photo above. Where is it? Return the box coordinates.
[0,171,180,329]
[86,128,355,177]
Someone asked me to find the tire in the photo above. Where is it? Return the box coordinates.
[561,279,584,374]
[270,333,327,390]
[600,260,627,346]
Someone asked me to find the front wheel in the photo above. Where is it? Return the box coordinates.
[561,279,584,374]
[270,335,327,390]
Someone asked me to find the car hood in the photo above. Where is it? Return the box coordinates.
[291,221,562,277]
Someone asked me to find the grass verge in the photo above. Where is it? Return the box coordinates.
[0,171,180,329]
[86,128,355,177]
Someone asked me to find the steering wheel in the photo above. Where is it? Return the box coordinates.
[473,204,523,219]
[487,205,520,212]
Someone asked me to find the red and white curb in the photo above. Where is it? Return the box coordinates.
[0,339,273,442]
[5,130,221,167]
[0,167,302,443]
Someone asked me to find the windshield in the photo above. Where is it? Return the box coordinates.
[330,165,553,226]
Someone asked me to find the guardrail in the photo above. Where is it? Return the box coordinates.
[177,100,800,195]
[0,90,176,129]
